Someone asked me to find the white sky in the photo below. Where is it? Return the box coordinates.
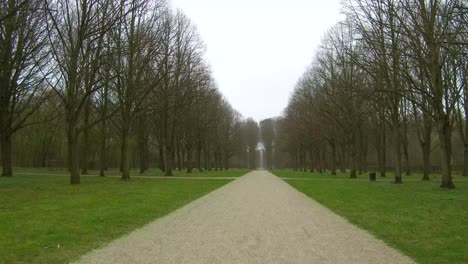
[171,0,344,122]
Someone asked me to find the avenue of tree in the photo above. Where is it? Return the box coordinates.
[2,0,467,190]
[276,0,467,189]
[0,0,262,184]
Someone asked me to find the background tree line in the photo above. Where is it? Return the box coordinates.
[0,0,262,184]
[260,0,467,189]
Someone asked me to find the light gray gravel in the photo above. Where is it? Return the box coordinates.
[73,170,414,264]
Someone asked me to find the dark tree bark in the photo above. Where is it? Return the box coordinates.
[330,141,337,175]
[67,125,80,184]
[0,134,12,177]
[196,143,202,171]
[163,144,174,176]
[438,119,455,188]
[158,142,165,172]
[186,144,193,173]
[120,125,130,180]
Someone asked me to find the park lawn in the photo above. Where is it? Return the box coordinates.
[272,170,468,264]
[0,170,247,264]
[13,167,250,178]
[274,169,466,181]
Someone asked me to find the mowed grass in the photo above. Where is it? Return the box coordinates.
[0,169,248,264]
[272,170,468,264]
[14,167,249,178]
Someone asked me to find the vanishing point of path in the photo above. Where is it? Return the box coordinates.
[74,171,414,264]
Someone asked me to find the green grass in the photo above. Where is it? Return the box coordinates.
[272,170,468,264]
[0,169,248,264]
[274,169,467,181]
[13,167,249,178]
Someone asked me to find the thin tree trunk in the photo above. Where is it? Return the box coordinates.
[163,144,174,176]
[463,116,468,176]
[121,126,130,180]
[350,133,357,179]
[421,141,431,181]
[186,145,193,173]
[197,144,202,171]
[350,148,357,179]
[393,123,402,184]
[330,141,337,175]
[158,142,165,172]
[403,143,410,176]
[1,133,13,177]
[461,64,468,176]
[99,90,108,177]
[99,118,107,177]
[317,151,323,173]
[176,142,182,171]
[67,126,80,184]
[207,149,211,171]
[438,119,455,188]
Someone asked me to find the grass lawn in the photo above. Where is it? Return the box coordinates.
[0,169,248,264]
[272,170,468,264]
[13,167,249,178]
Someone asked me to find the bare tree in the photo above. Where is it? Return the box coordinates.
[45,0,122,184]
[0,0,49,177]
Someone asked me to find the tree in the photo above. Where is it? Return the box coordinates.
[45,0,123,184]
[0,0,49,176]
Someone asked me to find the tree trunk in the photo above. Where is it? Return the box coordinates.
[121,127,130,180]
[438,119,455,188]
[119,138,124,173]
[350,135,357,179]
[330,142,337,175]
[81,126,89,175]
[176,142,182,171]
[214,152,219,170]
[163,144,174,176]
[186,145,193,173]
[99,120,107,177]
[462,68,468,176]
[317,151,323,173]
[67,126,80,184]
[158,143,165,172]
[197,144,203,172]
[350,148,357,179]
[393,123,402,184]
[421,141,431,181]
[403,144,410,176]
[420,117,432,181]
[1,133,13,177]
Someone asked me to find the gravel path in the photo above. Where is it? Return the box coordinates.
[73,170,414,264]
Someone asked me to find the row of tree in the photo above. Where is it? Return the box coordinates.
[0,0,260,184]
[276,0,466,189]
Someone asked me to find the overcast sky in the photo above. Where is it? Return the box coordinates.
[171,0,344,122]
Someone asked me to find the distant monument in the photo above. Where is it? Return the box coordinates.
[256,142,266,169]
